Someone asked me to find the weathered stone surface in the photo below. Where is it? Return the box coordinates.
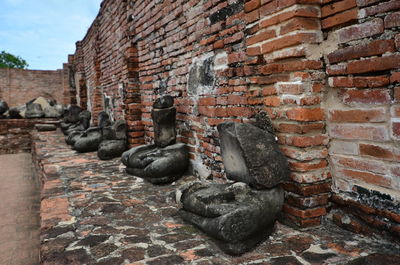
[102,120,127,140]
[25,103,44,118]
[64,105,82,124]
[0,100,9,115]
[98,111,112,128]
[98,140,127,160]
[217,122,290,189]
[121,143,189,184]
[66,130,82,146]
[179,182,284,255]
[63,123,81,136]
[44,104,64,118]
[74,127,103,152]
[153,95,174,109]
[31,96,52,110]
[8,106,26,119]
[78,110,91,130]
[97,120,127,160]
[62,110,91,139]
[152,107,176,148]
[35,124,57,131]
[254,111,275,135]
[345,253,400,265]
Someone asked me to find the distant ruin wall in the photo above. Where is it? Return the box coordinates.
[70,0,400,232]
[0,67,70,107]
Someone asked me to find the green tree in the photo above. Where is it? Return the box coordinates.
[0,51,28,69]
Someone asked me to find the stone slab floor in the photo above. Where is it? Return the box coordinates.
[0,153,40,265]
[30,131,400,264]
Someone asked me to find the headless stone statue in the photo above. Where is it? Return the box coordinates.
[72,112,111,153]
[65,110,92,146]
[121,143,188,184]
[98,111,112,128]
[177,117,289,255]
[0,100,9,116]
[97,120,128,160]
[121,95,189,184]
[61,105,83,135]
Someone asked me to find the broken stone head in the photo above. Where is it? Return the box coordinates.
[178,118,289,255]
[121,95,189,184]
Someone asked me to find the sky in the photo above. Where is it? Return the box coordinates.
[0,0,102,70]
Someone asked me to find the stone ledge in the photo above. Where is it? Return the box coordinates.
[32,131,400,265]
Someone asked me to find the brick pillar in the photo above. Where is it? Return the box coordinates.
[322,0,400,237]
[125,43,145,147]
[244,0,331,228]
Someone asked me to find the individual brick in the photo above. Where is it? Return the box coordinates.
[337,168,392,188]
[360,143,400,161]
[322,8,358,29]
[342,88,391,104]
[347,54,400,74]
[336,18,383,43]
[282,204,327,219]
[360,0,400,17]
[328,40,395,64]
[261,32,321,54]
[322,0,357,17]
[286,108,325,121]
[329,75,390,88]
[384,11,400,28]
[328,108,387,123]
[329,124,389,141]
[244,0,260,12]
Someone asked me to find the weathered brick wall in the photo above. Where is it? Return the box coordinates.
[70,0,399,231]
[71,0,139,128]
[244,0,330,228]
[322,0,400,237]
[0,119,58,154]
[0,68,70,107]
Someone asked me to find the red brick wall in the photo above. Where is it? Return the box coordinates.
[244,0,330,228]
[0,68,70,106]
[71,0,138,126]
[322,0,400,237]
[70,0,399,231]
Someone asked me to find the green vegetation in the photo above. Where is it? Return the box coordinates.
[0,51,28,69]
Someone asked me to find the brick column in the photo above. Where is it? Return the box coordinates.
[323,0,400,237]
[244,0,331,228]
[125,44,145,147]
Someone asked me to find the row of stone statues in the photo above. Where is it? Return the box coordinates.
[61,106,128,160]
[0,97,64,119]
[177,120,289,255]
[119,95,289,255]
[59,95,289,256]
